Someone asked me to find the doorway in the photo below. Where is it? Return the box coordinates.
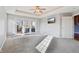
[74,15,79,41]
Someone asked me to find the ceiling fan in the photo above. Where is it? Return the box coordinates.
[16,6,46,16]
[30,6,46,15]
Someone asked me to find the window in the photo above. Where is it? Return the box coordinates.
[31,21,36,32]
[17,20,23,33]
[16,20,36,34]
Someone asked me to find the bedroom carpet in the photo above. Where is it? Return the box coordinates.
[1,36,79,53]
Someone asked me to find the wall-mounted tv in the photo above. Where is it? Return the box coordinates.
[48,17,55,24]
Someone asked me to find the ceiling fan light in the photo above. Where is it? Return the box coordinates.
[34,10,43,16]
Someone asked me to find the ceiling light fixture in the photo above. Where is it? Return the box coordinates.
[33,6,45,16]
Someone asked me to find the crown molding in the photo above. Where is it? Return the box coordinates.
[7,13,41,20]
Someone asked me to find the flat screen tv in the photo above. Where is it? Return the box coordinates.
[48,17,55,24]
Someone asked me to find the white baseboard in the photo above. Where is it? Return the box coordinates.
[54,37,74,39]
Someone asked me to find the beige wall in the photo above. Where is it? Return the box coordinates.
[40,15,61,38]
[40,14,74,38]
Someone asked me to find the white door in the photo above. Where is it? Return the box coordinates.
[61,16,74,38]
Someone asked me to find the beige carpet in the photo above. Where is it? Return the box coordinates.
[1,36,46,53]
[1,36,79,53]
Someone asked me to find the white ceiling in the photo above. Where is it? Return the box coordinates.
[4,6,79,18]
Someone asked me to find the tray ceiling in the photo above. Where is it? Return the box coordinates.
[4,6,79,18]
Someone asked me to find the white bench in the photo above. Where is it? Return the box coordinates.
[35,35,53,53]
